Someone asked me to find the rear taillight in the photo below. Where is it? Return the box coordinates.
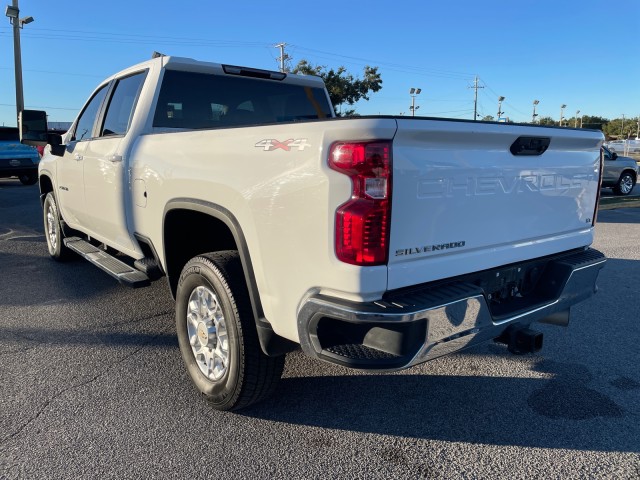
[329,141,392,266]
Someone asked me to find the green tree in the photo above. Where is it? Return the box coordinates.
[580,115,609,131]
[537,116,557,126]
[481,115,495,121]
[292,60,382,116]
[604,117,639,139]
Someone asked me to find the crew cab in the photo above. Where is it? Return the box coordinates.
[21,55,606,410]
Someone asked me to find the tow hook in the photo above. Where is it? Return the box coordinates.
[495,324,543,355]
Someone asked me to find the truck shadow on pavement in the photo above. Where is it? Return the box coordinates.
[242,354,637,453]
[0,250,124,306]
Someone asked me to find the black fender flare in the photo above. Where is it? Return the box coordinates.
[163,198,297,356]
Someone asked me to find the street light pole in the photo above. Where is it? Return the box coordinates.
[532,100,539,124]
[575,110,580,128]
[5,0,33,125]
[560,104,566,127]
[497,96,505,120]
[409,87,421,117]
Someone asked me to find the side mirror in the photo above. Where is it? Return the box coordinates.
[49,133,66,157]
[19,109,66,156]
[19,110,48,146]
[611,152,618,160]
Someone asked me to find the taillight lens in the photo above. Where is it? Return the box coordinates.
[329,141,392,265]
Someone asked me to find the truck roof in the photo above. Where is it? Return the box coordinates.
[104,55,326,89]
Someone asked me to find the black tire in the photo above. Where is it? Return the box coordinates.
[18,172,38,185]
[176,251,285,411]
[43,193,72,261]
[613,172,636,196]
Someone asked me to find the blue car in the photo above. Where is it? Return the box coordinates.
[0,126,40,185]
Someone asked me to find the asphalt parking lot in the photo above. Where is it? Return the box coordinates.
[1,179,639,479]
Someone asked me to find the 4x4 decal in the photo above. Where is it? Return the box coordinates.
[255,138,311,151]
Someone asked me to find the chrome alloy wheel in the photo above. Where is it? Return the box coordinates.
[620,174,634,194]
[186,286,229,381]
[46,203,58,251]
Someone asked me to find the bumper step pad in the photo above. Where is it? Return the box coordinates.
[64,237,150,288]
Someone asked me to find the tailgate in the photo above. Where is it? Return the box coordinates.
[388,119,603,290]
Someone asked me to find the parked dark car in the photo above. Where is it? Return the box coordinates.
[602,146,638,196]
[0,126,40,185]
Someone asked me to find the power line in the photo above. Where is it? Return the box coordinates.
[481,78,530,117]
[289,44,475,80]
[0,26,269,47]
[0,66,104,78]
[0,102,78,111]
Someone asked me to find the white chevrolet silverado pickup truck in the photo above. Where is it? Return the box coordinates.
[21,55,606,410]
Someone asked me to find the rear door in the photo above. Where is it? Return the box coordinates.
[387,119,603,290]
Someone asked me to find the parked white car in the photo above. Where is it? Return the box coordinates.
[605,139,640,155]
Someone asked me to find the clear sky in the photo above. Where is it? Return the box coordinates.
[1,0,639,126]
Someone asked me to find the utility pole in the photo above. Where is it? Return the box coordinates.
[575,110,580,128]
[621,114,625,137]
[6,0,33,124]
[275,43,287,73]
[560,104,566,127]
[469,76,484,120]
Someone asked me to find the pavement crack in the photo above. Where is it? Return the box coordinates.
[98,309,173,329]
[0,323,174,446]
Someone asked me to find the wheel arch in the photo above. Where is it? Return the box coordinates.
[38,173,54,206]
[163,199,297,356]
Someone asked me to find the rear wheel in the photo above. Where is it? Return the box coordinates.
[175,251,285,411]
[18,172,38,185]
[613,172,636,196]
[43,193,72,261]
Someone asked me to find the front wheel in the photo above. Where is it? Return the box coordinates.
[43,193,72,261]
[175,251,285,411]
[613,172,636,196]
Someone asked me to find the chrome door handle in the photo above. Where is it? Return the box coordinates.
[74,154,83,161]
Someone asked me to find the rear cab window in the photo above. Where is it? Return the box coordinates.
[100,71,147,137]
[153,70,332,130]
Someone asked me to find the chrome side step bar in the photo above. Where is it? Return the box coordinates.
[64,237,150,288]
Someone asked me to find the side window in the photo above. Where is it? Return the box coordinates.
[73,85,108,142]
[100,71,147,137]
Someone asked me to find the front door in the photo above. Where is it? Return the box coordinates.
[81,71,147,253]
[56,84,109,227]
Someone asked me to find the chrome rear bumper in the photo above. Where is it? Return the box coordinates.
[297,248,606,370]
